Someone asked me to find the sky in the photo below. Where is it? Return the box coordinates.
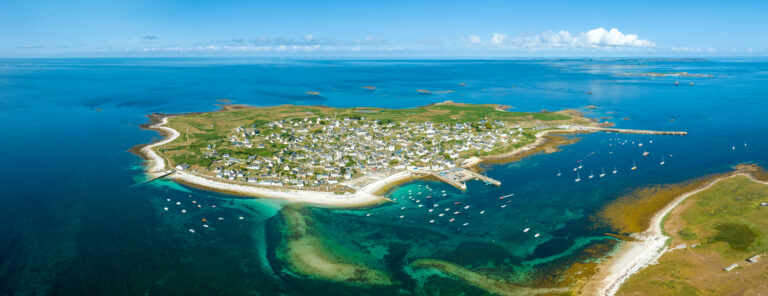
[1,0,767,57]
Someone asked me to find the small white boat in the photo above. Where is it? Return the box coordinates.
[588,170,594,179]
[166,198,171,202]
[202,224,209,228]
[557,170,562,176]
[524,228,530,232]
[462,223,469,226]
[238,216,244,220]
[500,205,507,208]
[188,229,196,233]
[163,207,168,211]
[573,167,578,172]
[418,204,423,208]
[439,213,445,217]
[638,143,643,147]
[534,233,540,238]
[732,145,736,150]
[464,205,470,209]
[181,209,186,213]
[176,201,181,205]
[428,209,434,212]
[631,160,637,171]
[575,171,581,182]
[613,166,618,174]
[642,151,649,157]
[660,155,665,165]
[429,220,435,223]
[479,210,485,214]
[218,217,224,220]
[599,167,606,178]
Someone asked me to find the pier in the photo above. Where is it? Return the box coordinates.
[567,125,687,136]
[131,170,176,187]
[426,168,501,190]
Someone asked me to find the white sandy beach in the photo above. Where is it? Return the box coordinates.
[592,173,743,296]
[140,116,398,207]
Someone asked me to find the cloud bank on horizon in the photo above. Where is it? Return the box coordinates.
[466,27,655,51]
[92,27,695,56]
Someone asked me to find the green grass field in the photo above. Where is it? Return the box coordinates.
[617,175,768,295]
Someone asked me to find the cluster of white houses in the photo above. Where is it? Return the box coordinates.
[179,116,552,190]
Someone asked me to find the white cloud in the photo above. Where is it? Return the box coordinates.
[467,35,481,44]
[491,33,507,46]
[585,28,654,47]
[467,27,656,51]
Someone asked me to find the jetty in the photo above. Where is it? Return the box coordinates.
[561,125,687,136]
[423,168,501,190]
[131,170,176,187]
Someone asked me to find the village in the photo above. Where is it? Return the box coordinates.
[173,114,552,191]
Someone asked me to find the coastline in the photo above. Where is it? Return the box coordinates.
[137,113,586,208]
[585,171,749,296]
[137,115,413,208]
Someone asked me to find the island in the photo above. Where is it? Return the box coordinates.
[137,101,606,207]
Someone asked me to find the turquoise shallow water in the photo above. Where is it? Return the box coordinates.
[1,58,767,294]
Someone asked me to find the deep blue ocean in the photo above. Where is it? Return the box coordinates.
[1,58,766,295]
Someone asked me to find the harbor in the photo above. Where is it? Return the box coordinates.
[420,168,501,190]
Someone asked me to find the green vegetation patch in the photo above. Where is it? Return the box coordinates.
[709,223,756,250]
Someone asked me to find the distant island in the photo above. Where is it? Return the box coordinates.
[616,72,715,78]
[136,101,608,207]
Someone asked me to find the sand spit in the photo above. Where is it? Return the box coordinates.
[586,172,754,296]
[277,207,395,286]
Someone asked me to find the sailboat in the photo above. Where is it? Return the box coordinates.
[631,160,637,170]
[744,140,748,148]
[642,151,650,157]
[578,160,583,169]
[588,170,594,179]
[732,144,736,150]
[600,167,606,178]
[612,166,618,174]
[660,155,665,165]
[575,171,581,182]
[557,170,562,176]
